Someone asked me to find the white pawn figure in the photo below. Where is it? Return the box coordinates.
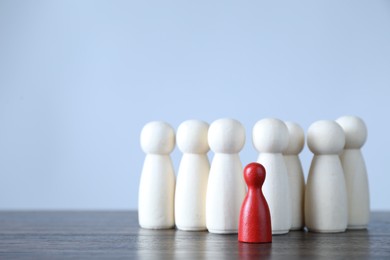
[138,121,175,229]
[283,122,305,230]
[336,116,370,229]
[305,120,348,232]
[253,118,291,234]
[206,118,246,234]
[175,120,210,231]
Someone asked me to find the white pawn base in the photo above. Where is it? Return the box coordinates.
[347,225,367,230]
[208,229,238,234]
[308,228,346,233]
[272,229,289,235]
[177,226,207,231]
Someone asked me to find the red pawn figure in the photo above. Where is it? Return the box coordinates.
[238,162,272,243]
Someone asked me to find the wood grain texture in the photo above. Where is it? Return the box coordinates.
[0,211,389,259]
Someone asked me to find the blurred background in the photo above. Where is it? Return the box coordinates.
[0,0,389,210]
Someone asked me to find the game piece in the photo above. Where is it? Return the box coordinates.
[336,116,370,229]
[238,162,272,243]
[175,120,210,231]
[206,118,247,234]
[305,120,348,233]
[283,121,305,230]
[253,118,291,235]
[138,121,176,229]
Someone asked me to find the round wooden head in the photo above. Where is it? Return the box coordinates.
[177,120,209,154]
[284,121,305,155]
[140,121,175,154]
[243,162,266,188]
[252,118,289,153]
[336,115,367,149]
[307,120,345,155]
[208,118,245,153]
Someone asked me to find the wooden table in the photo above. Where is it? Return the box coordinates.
[0,211,389,259]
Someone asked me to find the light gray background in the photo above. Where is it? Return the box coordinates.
[0,0,389,210]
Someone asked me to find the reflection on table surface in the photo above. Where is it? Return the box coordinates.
[136,227,372,259]
[0,211,388,259]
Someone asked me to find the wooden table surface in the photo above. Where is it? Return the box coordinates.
[0,211,389,259]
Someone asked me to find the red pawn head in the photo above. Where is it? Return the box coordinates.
[244,162,266,189]
[238,162,272,243]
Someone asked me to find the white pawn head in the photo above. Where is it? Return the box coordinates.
[284,122,305,155]
[208,118,245,154]
[307,120,345,155]
[140,121,175,154]
[252,118,289,153]
[336,116,367,149]
[176,120,209,154]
